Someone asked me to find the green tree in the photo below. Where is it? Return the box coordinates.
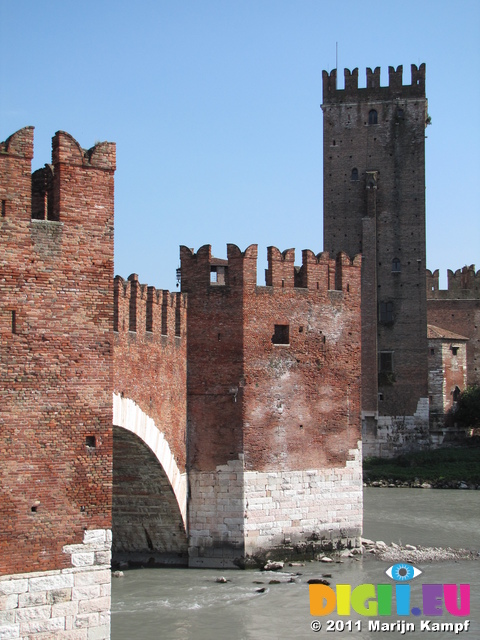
[454,385,480,430]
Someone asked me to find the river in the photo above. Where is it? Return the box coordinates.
[112,489,480,639]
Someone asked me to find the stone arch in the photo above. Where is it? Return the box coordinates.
[112,393,187,527]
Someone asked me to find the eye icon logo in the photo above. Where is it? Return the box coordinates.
[386,563,422,581]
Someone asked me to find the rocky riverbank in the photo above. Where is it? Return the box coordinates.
[363,478,480,489]
[359,537,478,562]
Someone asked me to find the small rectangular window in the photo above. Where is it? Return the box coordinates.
[272,324,289,345]
[379,301,394,324]
[85,435,96,448]
[379,351,393,372]
[1,200,6,217]
[451,346,458,356]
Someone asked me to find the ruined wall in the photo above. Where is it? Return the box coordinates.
[322,65,429,434]
[0,128,114,638]
[427,267,480,387]
[181,244,362,567]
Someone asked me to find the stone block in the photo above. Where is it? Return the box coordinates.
[0,623,20,639]
[29,575,74,593]
[0,595,17,611]
[74,613,99,629]
[77,597,110,615]
[46,589,72,604]
[72,586,101,602]
[0,581,28,597]
[19,616,65,635]
[71,553,95,568]
[51,601,78,618]
[74,570,111,588]
[87,623,110,640]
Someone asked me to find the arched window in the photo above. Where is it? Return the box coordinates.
[368,109,378,125]
[351,168,359,181]
[392,258,401,273]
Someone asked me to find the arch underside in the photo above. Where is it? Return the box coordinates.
[112,394,188,566]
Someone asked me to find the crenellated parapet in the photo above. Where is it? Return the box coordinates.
[179,243,258,292]
[322,64,426,103]
[0,127,115,223]
[427,265,480,299]
[114,273,187,338]
[180,244,361,297]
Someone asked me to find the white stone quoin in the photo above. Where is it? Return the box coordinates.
[0,529,112,639]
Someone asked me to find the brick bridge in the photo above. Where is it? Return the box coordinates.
[1,127,362,637]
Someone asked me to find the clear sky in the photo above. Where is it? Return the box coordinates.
[1,0,479,290]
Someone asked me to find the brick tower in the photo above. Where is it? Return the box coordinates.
[0,128,115,638]
[180,244,362,568]
[322,65,429,456]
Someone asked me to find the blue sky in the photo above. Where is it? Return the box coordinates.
[1,1,479,290]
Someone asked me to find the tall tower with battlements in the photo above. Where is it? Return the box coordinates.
[322,65,429,456]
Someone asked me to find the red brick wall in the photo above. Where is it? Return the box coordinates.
[181,244,362,474]
[180,244,247,471]
[113,275,187,471]
[243,248,362,471]
[0,129,115,576]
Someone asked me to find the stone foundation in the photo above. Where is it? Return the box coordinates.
[188,444,363,568]
[362,398,430,458]
[0,530,111,640]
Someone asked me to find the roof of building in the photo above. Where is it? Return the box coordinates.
[427,324,469,341]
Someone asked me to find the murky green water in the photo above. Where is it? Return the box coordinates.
[112,488,480,639]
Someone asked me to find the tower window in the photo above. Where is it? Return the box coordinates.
[391,258,401,273]
[379,351,394,372]
[379,301,394,324]
[368,110,378,125]
[351,168,359,181]
[451,346,459,356]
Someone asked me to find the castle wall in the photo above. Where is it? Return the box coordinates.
[181,245,362,567]
[427,267,480,387]
[113,275,187,470]
[322,65,429,453]
[0,128,114,638]
[112,275,188,566]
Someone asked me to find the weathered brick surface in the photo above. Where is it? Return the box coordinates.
[0,128,114,576]
[322,65,429,421]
